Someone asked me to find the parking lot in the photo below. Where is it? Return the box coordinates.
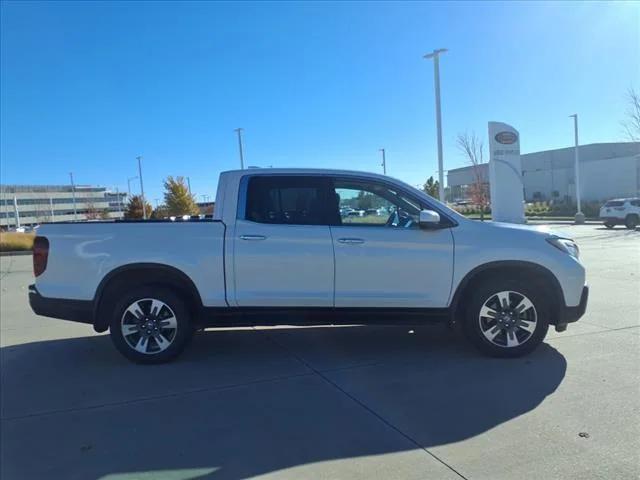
[1,224,638,480]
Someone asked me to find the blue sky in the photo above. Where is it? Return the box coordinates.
[1,1,638,203]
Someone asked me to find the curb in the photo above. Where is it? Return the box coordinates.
[0,251,32,257]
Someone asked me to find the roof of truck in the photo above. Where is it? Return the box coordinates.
[220,168,398,181]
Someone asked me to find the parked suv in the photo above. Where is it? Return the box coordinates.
[599,198,640,229]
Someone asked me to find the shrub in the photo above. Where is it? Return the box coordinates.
[0,232,35,252]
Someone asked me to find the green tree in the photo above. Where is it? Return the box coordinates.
[124,195,153,219]
[423,176,440,198]
[151,205,169,219]
[356,191,374,210]
[163,176,199,216]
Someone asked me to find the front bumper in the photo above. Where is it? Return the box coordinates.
[29,284,94,325]
[558,285,589,326]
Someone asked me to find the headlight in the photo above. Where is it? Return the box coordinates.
[546,237,580,259]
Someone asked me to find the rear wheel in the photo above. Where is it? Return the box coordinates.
[109,286,193,364]
[625,215,638,230]
[463,278,549,357]
[604,222,615,229]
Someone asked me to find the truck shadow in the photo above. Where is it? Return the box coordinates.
[1,324,567,480]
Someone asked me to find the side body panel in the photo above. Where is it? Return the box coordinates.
[232,220,335,306]
[35,222,227,306]
[331,225,454,307]
[450,222,586,307]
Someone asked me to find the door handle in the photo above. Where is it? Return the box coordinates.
[337,238,365,245]
[240,235,267,241]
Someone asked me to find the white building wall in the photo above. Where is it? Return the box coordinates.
[447,143,640,203]
[0,186,123,228]
[579,155,640,201]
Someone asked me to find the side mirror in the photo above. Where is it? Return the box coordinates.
[419,209,440,228]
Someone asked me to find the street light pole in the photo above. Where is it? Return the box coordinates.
[234,128,245,169]
[187,176,192,196]
[424,48,448,203]
[69,172,77,221]
[136,156,147,220]
[127,176,138,196]
[115,187,122,217]
[379,148,386,175]
[569,114,584,224]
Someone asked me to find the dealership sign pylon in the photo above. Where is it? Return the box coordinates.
[488,121,525,224]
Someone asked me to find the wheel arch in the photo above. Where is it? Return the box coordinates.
[92,263,203,332]
[450,261,565,325]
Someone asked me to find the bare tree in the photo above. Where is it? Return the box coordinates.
[622,87,640,142]
[457,131,490,220]
[84,199,100,220]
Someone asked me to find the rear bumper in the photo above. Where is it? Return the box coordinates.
[28,284,93,325]
[558,285,589,325]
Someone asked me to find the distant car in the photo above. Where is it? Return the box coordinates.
[599,198,640,229]
[347,210,365,217]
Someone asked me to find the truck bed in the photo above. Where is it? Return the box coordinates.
[34,221,227,306]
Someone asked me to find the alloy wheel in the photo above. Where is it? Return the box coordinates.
[478,290,538,348]
[120,298,178,354]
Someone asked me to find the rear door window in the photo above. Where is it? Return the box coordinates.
[245,176,331,225]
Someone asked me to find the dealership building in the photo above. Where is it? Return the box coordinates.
[447,142,640,203]
[0,185,127,228]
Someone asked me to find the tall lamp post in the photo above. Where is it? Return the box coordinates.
[234,128,245,170]
[379,148,387,175]
[569,114,584,224]
[424,48,448,203]
[69,172,77,221]
[136,156,147,219]
[127,176,138,196]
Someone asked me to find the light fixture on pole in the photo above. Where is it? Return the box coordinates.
[569,114,584,224]
[136,156,147,220]
[424,48,448,203]
[69,172,77,221]
[234,128,245,170]
[379,148,387,175]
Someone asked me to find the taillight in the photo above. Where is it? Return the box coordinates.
[33,236,49,277]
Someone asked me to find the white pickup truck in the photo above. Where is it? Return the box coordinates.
[29,169,588,363]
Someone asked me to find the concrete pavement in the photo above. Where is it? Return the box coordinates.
[1,225,638,479]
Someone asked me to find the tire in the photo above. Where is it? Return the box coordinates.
[462,278,549,358]
[604,222,615,229]
[625,215,639,230]
[109,286,193,364]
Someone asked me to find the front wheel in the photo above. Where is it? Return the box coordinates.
[463,279,549,358]
[109,286,193,364]
[625,215,639,230]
